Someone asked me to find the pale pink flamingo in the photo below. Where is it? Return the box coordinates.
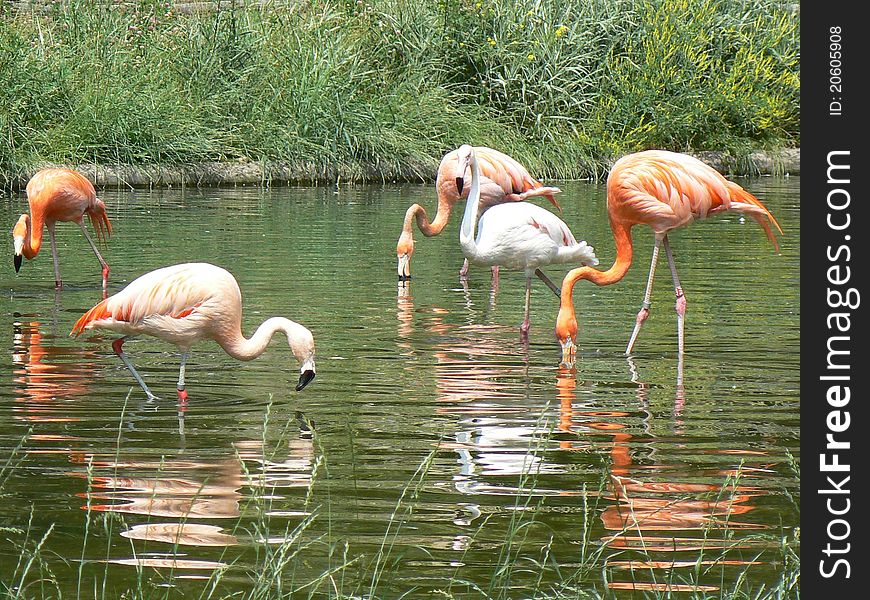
[396,145,562,283]
[460,146,598,338]
[555,150,782,366]
[71,263,316,401]
[12,168,112,293]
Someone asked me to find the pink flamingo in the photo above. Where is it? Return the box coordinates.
[555,150,782,366]
[72,263,316,401]
[12,168,112,292]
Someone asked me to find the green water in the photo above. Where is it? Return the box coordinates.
[0,177,799,597]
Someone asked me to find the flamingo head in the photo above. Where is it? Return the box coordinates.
[396,231,415,283]
[289,324,317,391]
[454,144,474,195]
[12,214,28,273]
[555,305,578,367]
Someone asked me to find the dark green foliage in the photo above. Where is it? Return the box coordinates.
[0,0,799,182]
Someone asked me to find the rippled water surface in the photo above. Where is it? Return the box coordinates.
[0,176,799,597]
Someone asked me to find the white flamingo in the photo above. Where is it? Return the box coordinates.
[458,146,598,338]
[72,263,316,401]
[396,145,562,283]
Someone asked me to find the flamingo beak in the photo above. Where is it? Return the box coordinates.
[455,176,465,195]
[558,336,577,368]
[397,253,411,283]
[13,237,23,272]
[296,369,316,391]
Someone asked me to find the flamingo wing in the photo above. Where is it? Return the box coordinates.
[609,150,782,248]
[476,148,538,193]
[475,203,597,269]
[72,264,233,334]
[475,147,562,211]
[26,169,97,216]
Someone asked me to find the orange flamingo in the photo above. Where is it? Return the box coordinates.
[396,146,562,283]
[72,262,316,402]
[555,150,782,364]
[12,168,112,292]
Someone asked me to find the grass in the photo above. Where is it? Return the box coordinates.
[0,398,800,599]
[0,0,799,186]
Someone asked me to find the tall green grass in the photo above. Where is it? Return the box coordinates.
[0,0,799,183]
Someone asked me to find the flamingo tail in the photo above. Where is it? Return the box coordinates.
[724,182,783,252]
[71,299,112,336]
[87,199,113,247]
[523,186,563,213]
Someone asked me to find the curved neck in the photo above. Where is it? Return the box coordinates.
[403,197,453,239]
[18,214,43,259]
[559,218,634,310]
[459,152,481,254]
[219,317,302,361]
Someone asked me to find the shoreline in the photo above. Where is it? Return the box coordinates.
[3,148,800,190]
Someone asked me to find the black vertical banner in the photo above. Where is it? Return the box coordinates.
[803,5,867,596]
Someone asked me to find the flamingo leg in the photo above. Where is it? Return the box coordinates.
[491,265,500,291]
[662,236,686,383]
[112,337,160,401]
[520,276,532,339]
[625,236,662,355]
[459,258,470,279]
[78,221,110,294]
[46,222,62,290]
[534,268,560,298]
[176,351,190,403]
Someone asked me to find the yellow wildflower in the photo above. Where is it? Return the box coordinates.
[555,25,568,38]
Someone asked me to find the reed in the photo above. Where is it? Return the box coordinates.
[0,389,800,599]
[0,0,798,185]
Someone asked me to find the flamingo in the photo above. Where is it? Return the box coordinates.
[12,168,112,293]
[71,263,316,402]
[396,145,562,283]
[555,149,782,366]
[459,145,598,338]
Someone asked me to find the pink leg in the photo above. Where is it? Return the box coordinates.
[626,237,662,354]
[79,221,109,294]
[46,222,62,290]
[176,351,189,404]
[520,276,532,339]
[102,265,110,298]
[663,236,686,373]
[491,265,500,290]
[112,337,159,401]
[459,258,470,279]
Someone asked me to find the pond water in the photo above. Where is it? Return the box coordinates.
[0,175,799,598]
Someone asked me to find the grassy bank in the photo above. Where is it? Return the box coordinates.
[0,0,799,185]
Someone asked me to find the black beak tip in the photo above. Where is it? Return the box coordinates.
[14,254,22,273]
[296,369,316,391]
[455,176,464,195]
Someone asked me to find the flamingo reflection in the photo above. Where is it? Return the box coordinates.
[70,426,315,553]
[555,366,774,592]
[397,290,783,587]
[12,320,100,424]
